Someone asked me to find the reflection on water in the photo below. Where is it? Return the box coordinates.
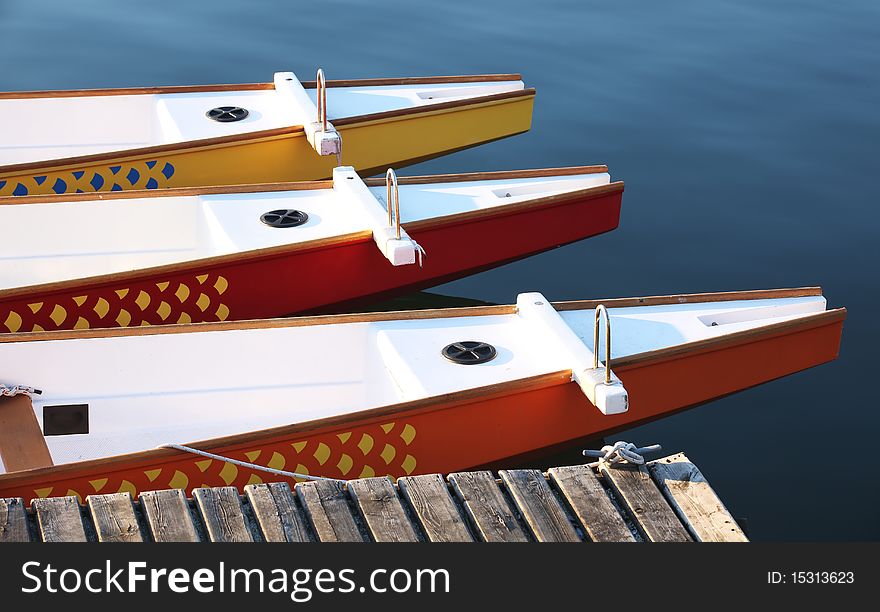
[358,291,495,312]
[1,0,877,540]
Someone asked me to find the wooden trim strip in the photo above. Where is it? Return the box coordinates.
[611,307,846,369]
[0,287,832,344]
[362,165,609,186]
[0,89,535,174]
[331,88,535,129]
[0,304,519,344]
[0,179,617,300]
[0,74,524,100]
[404,181,623,233]
[0,230,373,302]
[0,179,334,205]
[0,126,303,174]
[302,74,523,88]
[0,83,275,99]
[0,165,609,206]
[554,287,826,311]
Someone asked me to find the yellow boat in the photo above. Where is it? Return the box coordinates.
[0,71,535,198]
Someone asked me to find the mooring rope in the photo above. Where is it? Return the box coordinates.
[583,441,662,467]
[413,240,427,268]
[0,384,42,397]
[158,443,346,483]
[160,440,657,486]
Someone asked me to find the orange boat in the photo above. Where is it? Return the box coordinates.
[0,287,844,503]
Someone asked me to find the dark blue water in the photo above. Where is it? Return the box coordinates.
[2,0,877,540]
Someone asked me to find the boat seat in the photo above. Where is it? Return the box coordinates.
[0,395,53,472]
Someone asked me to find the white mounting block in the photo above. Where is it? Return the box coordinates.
[332,166,420,266]
[516,292,628,415]
[274,72,342,157]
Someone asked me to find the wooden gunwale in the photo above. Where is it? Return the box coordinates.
[0,165,610,206]
[0,287,835,344]
[0,88,536,174]
[0,180,622,301]
[0,74,524,99]
[0,304,844,486]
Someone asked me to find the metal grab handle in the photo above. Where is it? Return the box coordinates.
[316,68,328,132]
[593,304,612,384]
[386,168,401,239]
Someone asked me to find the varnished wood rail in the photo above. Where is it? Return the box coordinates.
[0,453,747,543]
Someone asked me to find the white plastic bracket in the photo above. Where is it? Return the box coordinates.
[333,167,420,266]
[274,71,342,161]
[516,293,628,415]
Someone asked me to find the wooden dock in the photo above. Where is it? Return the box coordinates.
[0,453,747,543]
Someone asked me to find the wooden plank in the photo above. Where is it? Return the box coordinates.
[600,464,692,542]
[296,480,364,542]
[648,453,748,542]
[0,497,32,542]
[347,477,420,543]
[499,469,580,542]
[192,487,254,542]
[140,489,200,542]
[244,483,311,543]
[86,493,143,542]
[448,471,528,542]
[398,474,473,542]
[0,395,53,472]
[548,465,635,542]
[32,496,87,542]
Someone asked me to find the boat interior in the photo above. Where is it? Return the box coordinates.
[0,291,833,472]
[0,77,526,165]
[0,170,612,291]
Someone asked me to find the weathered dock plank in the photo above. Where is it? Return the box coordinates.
[32,496,87,542]
[548,465,635,542]
[648,453,747,542]
[193,487,254,542]
[245,482,311,543]
[398,474,473,542]
[140,489,200,542]
[600,464,692,542]
[87,493,143,542]
[500,469,580,542]
[1,454,744,544]
[449,470,528,542]
[0,497,31,542]
[348,477,420,542]
[296,479,364,542]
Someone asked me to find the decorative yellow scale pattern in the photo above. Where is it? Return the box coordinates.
[28,422,420,503]
[2,273,230,333]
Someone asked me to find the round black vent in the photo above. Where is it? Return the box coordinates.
[442,341,497,365]
[206,106,250,122]
[260,209,309,228]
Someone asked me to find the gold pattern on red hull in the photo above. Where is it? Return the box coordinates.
[2,273,230,333]
[31,421,418,503]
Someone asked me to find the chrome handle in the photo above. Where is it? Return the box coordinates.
[386,168,401,239]
[593,304,612,384]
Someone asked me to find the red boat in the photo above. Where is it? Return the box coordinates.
[0,166,622,333]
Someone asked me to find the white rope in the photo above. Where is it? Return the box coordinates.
[413,240,427,268]
[583,441,661,467]
[0,384,41,397]
[158,443,346,483]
